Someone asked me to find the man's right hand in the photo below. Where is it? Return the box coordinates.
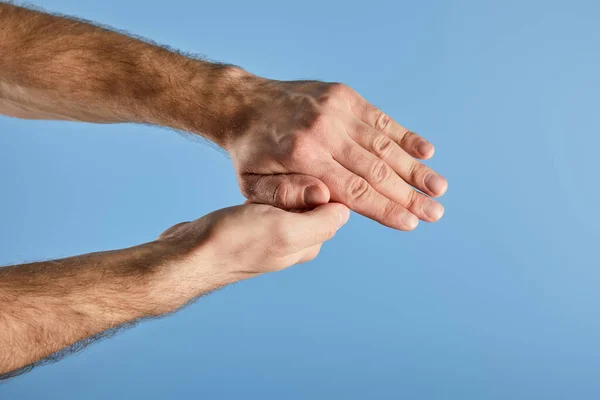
[157,202,350,278]
[0,202,349,377]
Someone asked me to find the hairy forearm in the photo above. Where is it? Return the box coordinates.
[0,2,263,147]
[0,240,234,376]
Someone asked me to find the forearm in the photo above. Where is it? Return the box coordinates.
[0,2,262,147]
[0,240,234,376]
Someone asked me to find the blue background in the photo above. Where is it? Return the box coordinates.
[1,0,599,398]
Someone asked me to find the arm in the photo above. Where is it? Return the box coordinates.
[0,2,250,146]
[0,202,350,378]
[0,3,447,230]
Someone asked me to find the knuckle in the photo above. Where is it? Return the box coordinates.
[347,177,371,203]
[324,82,357,112]
[272,181,289,208]
[368,159,391,184]
[375,111,391,132]
[409,162,429,183]
[317,83,355,111]
[378,201,399,222]
[325,82,350,96]
[377,202,416,230]
[317,94,334,107]
[405,189,422,211]
[371,134,394,158]
[309,112,329,131]
[399,130,416,147]
[239,178,255,199]
[299,111,328,136]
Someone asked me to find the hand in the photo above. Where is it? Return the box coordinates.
[0,202,348,376]
[226,79,448,231]
[157,202,350,277]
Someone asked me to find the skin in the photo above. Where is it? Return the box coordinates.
[0,2,448,378]
[0,203,350,377]
[0,2,447,230]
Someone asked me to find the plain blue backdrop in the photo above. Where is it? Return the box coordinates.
[1,0,599,398]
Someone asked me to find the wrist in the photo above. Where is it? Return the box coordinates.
[140,237,247,315]
[153,60,267,149]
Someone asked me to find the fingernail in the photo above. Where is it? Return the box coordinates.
[338,208,350,228]
[417,140,433,156]
[423,199,445,221]
[401,212,419,230]
[304,186,326,206]
[424,174,447,195]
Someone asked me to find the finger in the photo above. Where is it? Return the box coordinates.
[333,138,444,222]
[241,173,330,210]
[281,203,350,250]
[354,99,435,159]
[314,159,419,230]
[350,123,448,199]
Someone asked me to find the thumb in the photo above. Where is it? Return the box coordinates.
[243,173,330,209]
[285,203,351,250]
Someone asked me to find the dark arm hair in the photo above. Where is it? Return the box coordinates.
[0,1,261,148]
[0,321,136,381]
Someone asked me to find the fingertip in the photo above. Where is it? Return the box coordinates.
[417,140,435,159]
[400,212,419,231]
[337,205,350,228]
[423,199,445,221]
[303,185,329,206]
[310,202,350,229]
[425,174,448,197]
